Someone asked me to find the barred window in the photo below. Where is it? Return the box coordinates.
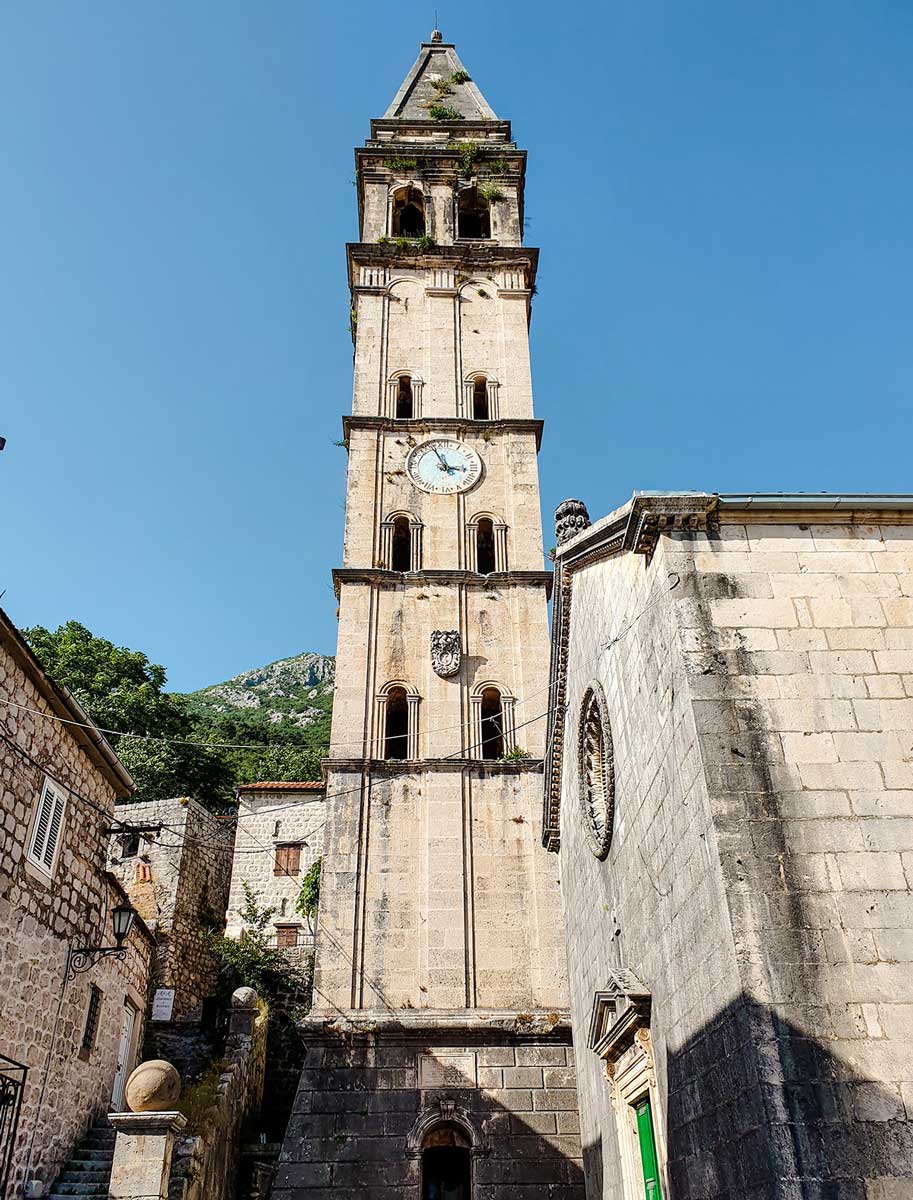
[578,685,615,859]
[81,984,103,1053]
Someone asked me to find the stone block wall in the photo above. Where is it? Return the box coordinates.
[109,796,235,1021]
[554,506,913,1199]
[225,786,326,947]
[671,516,913,1195]
[169,993,268,1200]
[0,631,153,1194]
[274,1026,584,1200]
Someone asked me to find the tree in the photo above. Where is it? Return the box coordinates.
[23,621,234,809]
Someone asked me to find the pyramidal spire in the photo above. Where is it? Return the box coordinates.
[383,33,497,120]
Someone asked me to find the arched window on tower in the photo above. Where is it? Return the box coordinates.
[480,688,504,760]
[466,514,507,573]
[472,377,489,420]
[397,375,414,419]
[382,512,423,571]
[376,682,421,760]
[391,516,412,571]
[457,188,490,240]
[391,187,426,237]
[384,686,409,760]
[476,519,496,575]
[421,1125,472,1200]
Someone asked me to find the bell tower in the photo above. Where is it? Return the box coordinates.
[276,34,584,1199]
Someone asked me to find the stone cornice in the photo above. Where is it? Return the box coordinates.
[332,568,552,599]
[300,1007,571,1042]
[346,241,539,285]
[342,414,544,450]
[325,756,544,776]
[368,119,514,142]
[541,493,717,852]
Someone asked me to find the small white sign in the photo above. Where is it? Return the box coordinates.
[151,988,175,1021]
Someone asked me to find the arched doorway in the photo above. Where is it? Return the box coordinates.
[421,1124,472,1200]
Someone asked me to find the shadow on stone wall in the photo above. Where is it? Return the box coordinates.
[582,993,913,1199]
[273,1035,586,1199]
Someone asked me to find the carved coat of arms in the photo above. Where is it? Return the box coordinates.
[430,630,461,678]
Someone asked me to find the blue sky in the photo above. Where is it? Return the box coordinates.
[2,2,912,692]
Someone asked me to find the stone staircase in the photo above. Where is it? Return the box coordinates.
[47,1118,115,1198]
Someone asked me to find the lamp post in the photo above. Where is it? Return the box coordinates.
[66,903,136,982]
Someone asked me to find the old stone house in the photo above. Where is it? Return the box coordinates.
[0,608,154,1196]
[544,492,913,1199]
[225,781,325,955]
[107,794,235,1024]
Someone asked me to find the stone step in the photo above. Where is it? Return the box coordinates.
[47,1187,109,1198]
[59,1168,111,1183]
[70,1152,113,1166]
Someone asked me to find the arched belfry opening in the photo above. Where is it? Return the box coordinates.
[421,1124,472,1200]
[384,686,409,759]
[391,515,412,571]
[472,377,489,420]
[392,187,426,237]
[476,518,495,574]
[457,188,490,240]
[480,687,504,759]
[396,374,414,419]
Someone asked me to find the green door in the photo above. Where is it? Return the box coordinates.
[635,1096,663,1200]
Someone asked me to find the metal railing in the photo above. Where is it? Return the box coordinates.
[0,1054,27,1200]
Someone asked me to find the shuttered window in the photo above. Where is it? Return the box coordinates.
[27,778,67,876]
[275,925,299,949]
[274,844,302,876]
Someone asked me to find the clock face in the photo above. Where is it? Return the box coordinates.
[406,438,482,495]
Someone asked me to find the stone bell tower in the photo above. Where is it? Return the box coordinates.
[275,34,584,1200]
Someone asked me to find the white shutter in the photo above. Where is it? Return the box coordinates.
[28,779,66,875]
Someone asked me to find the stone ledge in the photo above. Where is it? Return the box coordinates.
[342,413,544,449]
[301,1008,572,1041]
[323,757,544,775]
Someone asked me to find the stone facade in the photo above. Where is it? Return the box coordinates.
[108,794,235,1023]
[225,782,326,954]
[277,35,584,1198]
[545,492,913,1199]
[0,609,154,1195]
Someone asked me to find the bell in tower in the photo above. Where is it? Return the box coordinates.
[273,33,585,1199]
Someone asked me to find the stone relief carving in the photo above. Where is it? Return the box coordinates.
[555,498,590,546]
[431,630,461,677]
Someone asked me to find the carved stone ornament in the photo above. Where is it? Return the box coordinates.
[555,498,591,546]
[431,630,461,677]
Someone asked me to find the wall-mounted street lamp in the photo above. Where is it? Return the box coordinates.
[66,903,136,982]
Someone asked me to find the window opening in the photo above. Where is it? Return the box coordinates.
[81,984,102,1053]
[119,831,141,858]
[392,516,412,571]
[458,188,490,240]
[392,188,425,237]
[275,926,299,949]
[384,686,409,760]
[274,844,302,876]
[422,1126,471,1200]
[472,378,489,420]
[397,375,414,419]
[480,687,504,760]
[476,519,496,575]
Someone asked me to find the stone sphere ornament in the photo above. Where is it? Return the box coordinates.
[231,986,258,1009]
[124,1059,181,1113]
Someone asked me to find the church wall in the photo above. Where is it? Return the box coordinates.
[557,510,913,1198]
[672,515,913,1197]
[558,538,743,1200]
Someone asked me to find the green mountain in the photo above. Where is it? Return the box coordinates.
[179,651,335,783]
